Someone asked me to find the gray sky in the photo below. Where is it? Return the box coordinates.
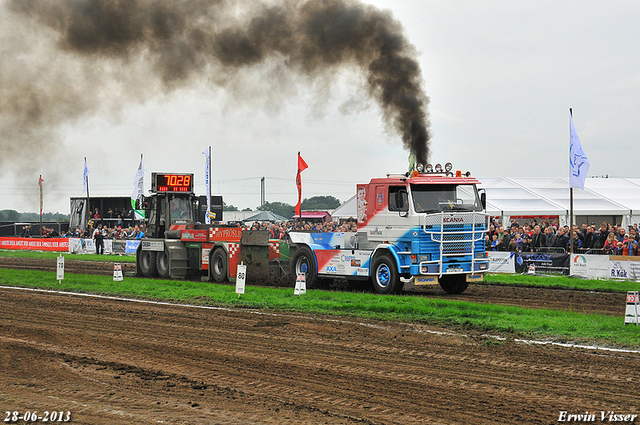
[1,0,639,214]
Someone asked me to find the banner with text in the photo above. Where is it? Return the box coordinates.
[488,251,516,273]
[0,237,69,252]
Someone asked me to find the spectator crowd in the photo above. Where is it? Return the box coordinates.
[486,218,640,256]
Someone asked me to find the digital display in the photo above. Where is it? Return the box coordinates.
[152,173,194,193]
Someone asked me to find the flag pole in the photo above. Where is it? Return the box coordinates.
[38,175,43,235]
[569,108,574,254]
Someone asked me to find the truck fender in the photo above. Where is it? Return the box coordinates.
[371,245,402,275]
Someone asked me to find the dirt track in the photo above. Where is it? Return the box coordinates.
[0,257,638,424]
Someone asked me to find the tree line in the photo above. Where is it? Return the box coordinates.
[226,196,342,219]
[0,210,70,222]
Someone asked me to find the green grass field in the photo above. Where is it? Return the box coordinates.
[0,249,136,263]
[484,273,640,293]
[0,267,638,349]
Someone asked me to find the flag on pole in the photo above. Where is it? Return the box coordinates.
[38,175,44,218]
[131,156,146,220]
[202,147,212,224]
[569,111,590,190]
[82,158,89,194]
[295,152,308,217]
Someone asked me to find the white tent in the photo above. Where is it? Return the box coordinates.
[478,177,634,227]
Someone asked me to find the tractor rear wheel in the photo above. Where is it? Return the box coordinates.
[138,250,158,278]
[210,248,228,283]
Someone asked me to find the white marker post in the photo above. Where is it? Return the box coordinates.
[236,263,247,296]
[56,254,64,283]
[113,263,123,282]
[625,291,639,325]
[294,273,306,296]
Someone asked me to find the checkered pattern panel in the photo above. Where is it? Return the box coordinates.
[228,243,240,259]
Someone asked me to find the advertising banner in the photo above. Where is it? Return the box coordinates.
[68,238,113,254]
[0,237,69,252]
[125,240,141,254]
[570,254,610,279]
[608,257,640,280]
[488,252,515,273]
[514,252,569,275]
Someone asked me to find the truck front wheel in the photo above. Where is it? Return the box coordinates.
[372,254,402,294]
[291,247,322,289]
[439,275,469,294]
[138,250,158,278]
[210,248,228,283]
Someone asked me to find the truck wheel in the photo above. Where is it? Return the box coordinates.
[157,249,170,278]
[291,247,321,289]
[210,248,228,283]
[439,275,469,294]
[372,254,401,294]
[138,250,158,277]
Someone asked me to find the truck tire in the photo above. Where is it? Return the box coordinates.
[291,247,322,289]
[138,250,158,278]
[372,253,402,294]
[439,275,469,294]
[157,249,170,279]
[210,248,228,283]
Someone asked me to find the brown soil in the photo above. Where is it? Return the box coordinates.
[0,257,638,424]
[0,288,638,424]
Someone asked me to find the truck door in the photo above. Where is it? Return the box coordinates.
[387,185,410,239]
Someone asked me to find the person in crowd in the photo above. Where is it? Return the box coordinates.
[530,225,546,251]
[569,230,582,251]
[514,232,524,252]
[621,234,635,256]
[92,208,102,226]
[500,227,511,251]
[603,232,618,255]
[595,222,609,249]
[545,226,557,248]
[554,227,569,250]
[582,225,596,250]
[93,224,105,255]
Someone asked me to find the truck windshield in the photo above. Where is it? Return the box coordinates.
[169,196,193,223]
[411,184,481,213]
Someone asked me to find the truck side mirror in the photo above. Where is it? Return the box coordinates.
[480,191,486,210]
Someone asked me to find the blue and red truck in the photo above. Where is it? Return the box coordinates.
[288,163,489,294]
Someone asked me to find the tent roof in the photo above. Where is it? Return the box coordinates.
[242,210,288,222]
[478,177,633,216]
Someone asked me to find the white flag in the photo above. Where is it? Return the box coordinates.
[131,157,146,220]
[202,148,212,224]
[569,113,590,190]
[82,158,89,194]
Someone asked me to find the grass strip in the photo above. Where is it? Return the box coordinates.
[0,268,638,349]
[484,273,640,293]
[0,250,136,263]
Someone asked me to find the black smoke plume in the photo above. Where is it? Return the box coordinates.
[2,0,430,169]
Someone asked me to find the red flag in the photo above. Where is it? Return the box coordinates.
[38,175,43,187]
[298,153,308,172]
[295,153,308,216]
